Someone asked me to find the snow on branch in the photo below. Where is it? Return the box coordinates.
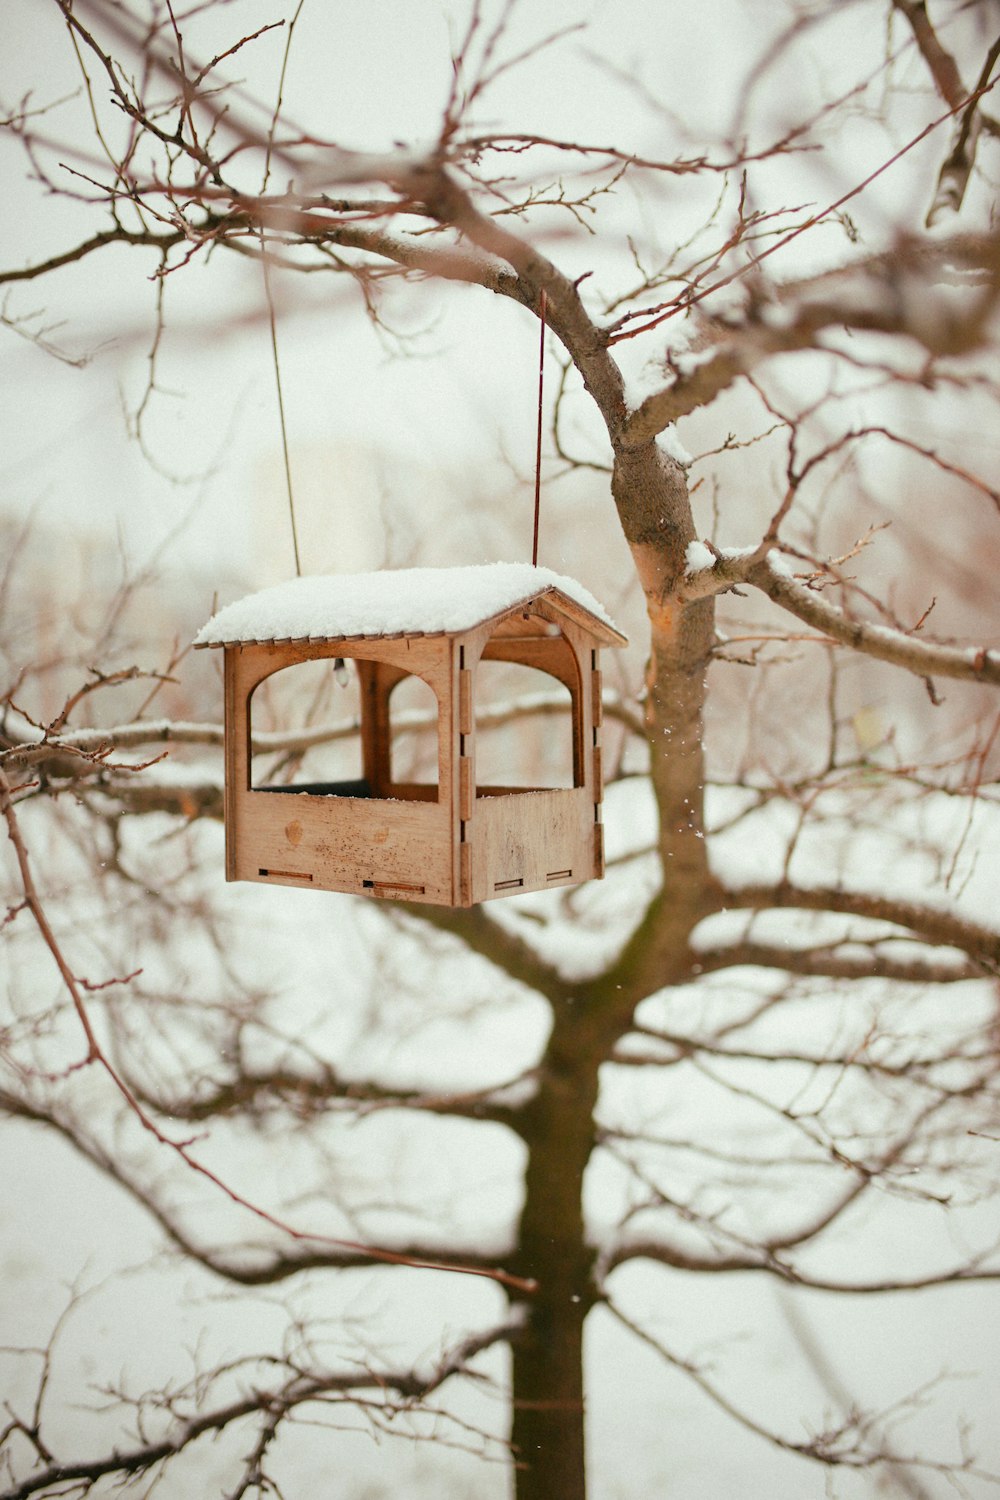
[1,692,643,784]
[750,551,1000,687]
[680,545,1000,688]
[621,232,1000,443]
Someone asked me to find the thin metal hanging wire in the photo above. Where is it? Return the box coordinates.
[261,244,303,579]
[532,288,547,568]
[260,3,304,578]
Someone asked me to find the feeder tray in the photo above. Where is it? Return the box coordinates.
[195,563,627,907]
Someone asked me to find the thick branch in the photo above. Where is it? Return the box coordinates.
[748,551,1000,684]
[603,1238,1000,1293]
[246,198,518,290]
[722,882,1000,969]
[682,548,1000,687]
[621,232,1000,441]
[0,1093,524,1289]
[1,691,643,776]
[89,777,223,819]
[132,1065,535,1127]
[692,940,983,984]
[281,155,631,439]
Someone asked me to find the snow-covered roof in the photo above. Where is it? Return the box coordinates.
[194,563,627,647]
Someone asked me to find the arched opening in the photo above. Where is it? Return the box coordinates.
[388,673,440,797]
[247,656,441,802]
[249,656,365,794]
[474,641,580,793]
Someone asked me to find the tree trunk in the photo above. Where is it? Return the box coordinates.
[508,439,717,1499]
[612,441,720,955]
[510,1288,589,1500]
[509,1034,599,1500]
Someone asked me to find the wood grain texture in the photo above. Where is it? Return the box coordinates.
[219,599,620,906]
[468,788,596,903]
[233,784,454,902]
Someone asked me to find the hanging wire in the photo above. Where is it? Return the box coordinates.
[532,287,547,568]
[260,1,304,578]
[261,246,302,578]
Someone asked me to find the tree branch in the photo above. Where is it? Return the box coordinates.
[603,1238,1000,1294]
[398,903,567,1005]
[766,573,997,677]
[602,1294,996,1481]
[721,881,1000,969]
[622,232,1000,441]
[682,548,1000,687]
[129,1063,536,1127]
[0,1318,518,1500]
[0,225,193,285]
[0,1092,529,1291]
[892,1,966,108]
[692,939,983,984]
[0,773,534,1293]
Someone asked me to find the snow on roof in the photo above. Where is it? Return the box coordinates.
[194,563,626,647]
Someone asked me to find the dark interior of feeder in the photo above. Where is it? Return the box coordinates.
[259,778,373,798]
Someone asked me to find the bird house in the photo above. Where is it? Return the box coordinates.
[194,564,627,907]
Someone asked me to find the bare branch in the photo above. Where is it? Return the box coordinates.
[681,547,1000,688]
[623,232,1000,441]
[692,939,983,984]
[746,551,1000,688]
[721,881,1000,969]
[0,225,190,285]
[0,1318,519,1500]
[0,766,534,1293]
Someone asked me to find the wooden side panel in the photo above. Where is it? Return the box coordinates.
[467,787,597,904]
[233,789,453,904]
[456,612,607,904]
[228,637,458,905]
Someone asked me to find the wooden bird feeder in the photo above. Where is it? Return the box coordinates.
[194,564,626,907]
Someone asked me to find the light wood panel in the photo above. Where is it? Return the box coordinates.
[467,787,597,904]
[232,785,453,903]
[225,639,457,904]
[218,597,617,906]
